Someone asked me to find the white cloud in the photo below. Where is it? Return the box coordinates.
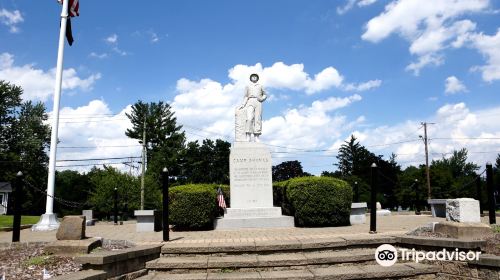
[227,62,377,95]
[352,102,500,168]
[469,28,500,81]
[362,0,490,75]
[0,8,23,33]
[358,0,377,7]
[344,79,382,92]
[104,34,129,56]
[150,32,159,43]
[89,52,108,59]
[337,0,377,15]
[105,34,118,44]
[445,76,467,94]
[49,100,141,172]
[405,53,444,75]
[0,52,101,102]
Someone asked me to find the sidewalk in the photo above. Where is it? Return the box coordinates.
[0,215,454,245]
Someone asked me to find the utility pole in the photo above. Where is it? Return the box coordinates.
[140,119,146,210]
[420,122,434,200]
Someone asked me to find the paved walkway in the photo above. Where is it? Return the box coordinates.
[0,215,461,245]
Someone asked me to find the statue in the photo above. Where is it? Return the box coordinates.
[235,74,267,142]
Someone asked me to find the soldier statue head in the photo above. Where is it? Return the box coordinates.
[250,73,259,83]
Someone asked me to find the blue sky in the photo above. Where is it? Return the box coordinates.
[1,0,500,174]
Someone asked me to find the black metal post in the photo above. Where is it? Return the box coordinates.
[486,163,496,224]
[354,181,359,203]
[162,167,169,241]
[12,171,23,242]
[370,163,377,234]
[113,187,118,225]
[414,179,421,215]
[476,175,483,215]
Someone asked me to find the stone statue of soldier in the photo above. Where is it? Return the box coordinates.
[237,73,267,142]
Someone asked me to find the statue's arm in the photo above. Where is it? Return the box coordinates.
[258,86,267,102]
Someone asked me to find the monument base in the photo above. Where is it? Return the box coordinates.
[32,213,60,231]
[214,207,294,229]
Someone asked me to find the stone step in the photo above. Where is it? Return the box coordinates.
[147,249,375,271]
[161,236,396,255]
[140,263,438,279]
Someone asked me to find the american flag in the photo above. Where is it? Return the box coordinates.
[58,0,79,17]
[57,0,79,46]
[217,187,227,209]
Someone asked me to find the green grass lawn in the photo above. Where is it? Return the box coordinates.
[0,215,39,227]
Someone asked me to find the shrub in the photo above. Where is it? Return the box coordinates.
[273,180,293,215]
[169,184,229,230]
[286,176,352,227]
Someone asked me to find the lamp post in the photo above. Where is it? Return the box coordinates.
[162,167,169,241]
[370,163,378,234]
[354,181,359,203]
[414,179,420,215]
[113,187,118,225]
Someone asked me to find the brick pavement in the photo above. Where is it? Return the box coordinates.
[0,215,456,245]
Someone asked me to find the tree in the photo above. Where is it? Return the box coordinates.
[430,148,479,198]
[179,139,230,184]
[272,160,305,182]
[396,166,425,209]
[0,81,50,214]
[125,101,186,177]
[88,166,161,219]
[54,170,92,216]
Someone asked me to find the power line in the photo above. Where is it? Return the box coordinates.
[431,137,500,140]
[56,161,138,168]
[58,144,141,149]
[56,156,141,162]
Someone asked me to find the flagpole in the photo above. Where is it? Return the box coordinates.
[32,0,69,231]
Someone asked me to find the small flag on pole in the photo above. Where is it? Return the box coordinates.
[58,0,79,46]
[217,187,227,209]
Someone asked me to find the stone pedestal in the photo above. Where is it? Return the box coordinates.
[350,202,367,225]
[446,198,481,223]
[214,142,294,229]
[428,199,447,218]
[82,210,95,226]
[435,221,492,239]
[134,210,162,232]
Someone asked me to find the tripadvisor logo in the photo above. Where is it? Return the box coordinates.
[375,244,398,267]
[375,244,481,267]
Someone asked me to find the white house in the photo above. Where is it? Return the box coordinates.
[0,182,12,215]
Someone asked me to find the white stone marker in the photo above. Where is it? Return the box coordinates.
[446,198,481,223]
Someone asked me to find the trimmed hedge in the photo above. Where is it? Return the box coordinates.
[169,184,229,230]
[281,176,352,227]
[272,181,293,216]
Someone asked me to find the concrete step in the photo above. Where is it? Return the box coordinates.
[147,249,375,271]
[140,263,438,279]
[161,236,397,255]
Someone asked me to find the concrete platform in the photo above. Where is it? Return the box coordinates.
[214,215,294,229]
[45,237,102,255]
[434,221,493,239]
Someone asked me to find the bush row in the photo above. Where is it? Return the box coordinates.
[274,176,352,227]
[169,184,229,230]
[169,176,352,229]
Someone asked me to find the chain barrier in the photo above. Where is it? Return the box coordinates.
[24,182,91,209]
